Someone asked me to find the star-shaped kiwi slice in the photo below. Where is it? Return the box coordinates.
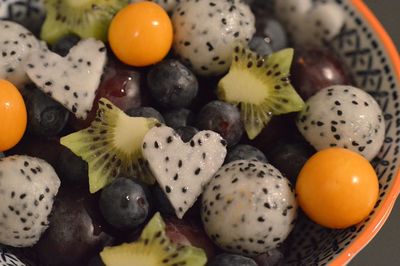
[61,98,158,193]
[218,45,305,139]
[100,213,207,266]
[41,0,129,44]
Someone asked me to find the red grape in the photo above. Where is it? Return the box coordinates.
[291,49,353,100]
[165,217,216,259]
[69,59,143,130]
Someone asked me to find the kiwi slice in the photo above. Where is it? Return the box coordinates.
[41,0,129,44]
[100,213,207,266]
[60,98,158,193]
[218,45,305,139]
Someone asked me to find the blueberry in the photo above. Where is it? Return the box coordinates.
[56,147,88,184]
[249,36,273,56]
[147,59,198,108]
[208,253,257,266]
[266,138,316,184]
[255,248,284,266]
[196,101,243,147]
[163,108,195,129]
[51,35,81,56]
[256,17,288,52]
[150,185,175,215]
[25,86,69,137]
[126,107,165,123]
[175,126,199,143]
[225,144,268,164]
[99,178,150,230]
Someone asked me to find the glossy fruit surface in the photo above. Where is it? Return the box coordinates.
[108,2,173,66]
[291,49,352,100]
[196,101,243,147]
[164,217,216,259]
[99,178,150,230]
[0,79,27,151]
[296,148,379,229]
[147,59,199,108]
[25,86,69,137]
[34,186,113,266]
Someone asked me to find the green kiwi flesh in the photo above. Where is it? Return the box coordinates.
[100,213,207,266]
[41,0,129,44]
[60,98,158,193]
[218,45,305,140]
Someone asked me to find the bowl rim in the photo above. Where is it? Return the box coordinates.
[331,1,400,265]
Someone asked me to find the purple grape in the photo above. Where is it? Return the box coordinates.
[291,49,353,100]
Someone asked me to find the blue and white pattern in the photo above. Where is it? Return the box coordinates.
[0,0,44,21]
[279,0,400,265]
[0,251,25,266]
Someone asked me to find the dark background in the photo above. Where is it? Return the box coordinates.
[350,1,400,265]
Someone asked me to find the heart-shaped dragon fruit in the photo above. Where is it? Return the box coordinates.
[25,38,107,119]
[142,125,227,218]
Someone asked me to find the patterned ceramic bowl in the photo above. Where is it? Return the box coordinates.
[281,0,400,265]
[0,0,398,266]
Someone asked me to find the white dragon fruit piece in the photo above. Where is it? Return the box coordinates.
[275,0,345,46]
[25,38,107,120]
[298,2,345,45]
[172,0,255,75]
[201,160,297,256]
[0,20,41,89]
[0,155,61,247]
[296,85,385,161]
[274,0,312,24]
[142,125,227,218]
[0,250,25,266]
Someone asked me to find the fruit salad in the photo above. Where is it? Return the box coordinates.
[0,0,385,265]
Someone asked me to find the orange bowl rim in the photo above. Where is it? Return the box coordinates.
[331,0,400,265]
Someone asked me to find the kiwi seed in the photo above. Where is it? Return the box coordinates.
[100,212,207,266]
[60,98,158,193]
[218,44,305,139]
[41,0,129,44]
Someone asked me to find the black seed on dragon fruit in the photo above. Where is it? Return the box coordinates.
[24,38,107,120]
[0,21,41,89]
[296,85,385,161]
[142,125,227,219]
[172,0,255,75]
[201,160,297,256]
[0,155,60,247]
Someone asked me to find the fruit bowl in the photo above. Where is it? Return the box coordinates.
[282,0,400,265]
[0,0,399,265]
